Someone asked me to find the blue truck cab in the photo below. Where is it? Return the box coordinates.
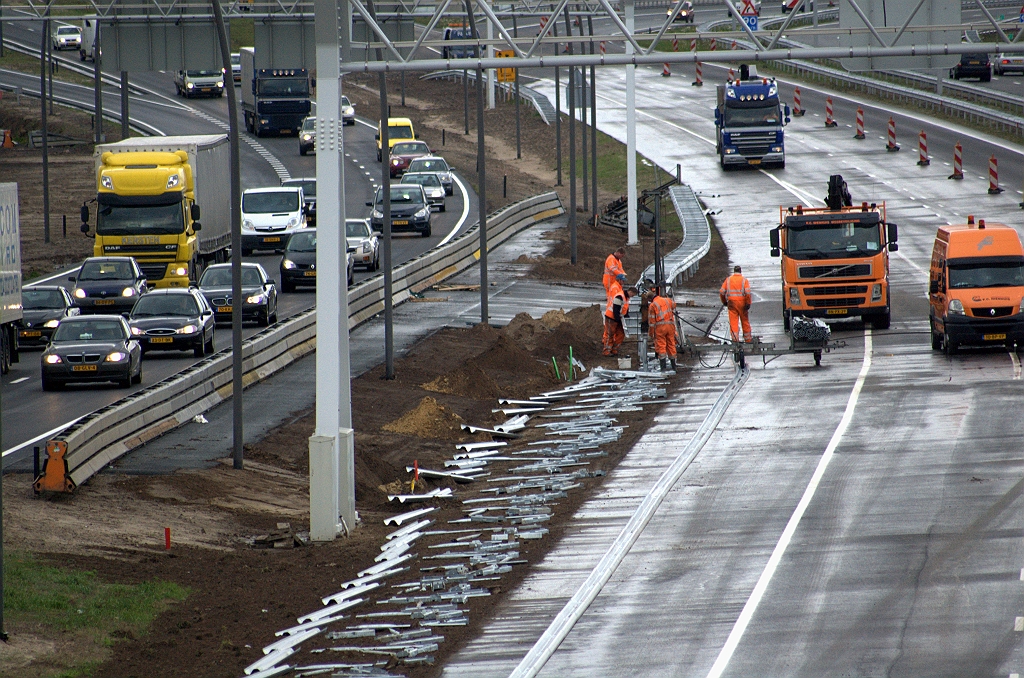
[239,47,312,137]
[715,65,790,170]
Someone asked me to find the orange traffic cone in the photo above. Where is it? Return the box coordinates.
[1,130,14,148]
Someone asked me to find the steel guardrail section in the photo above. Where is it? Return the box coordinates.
[52,192,564,488]
[509,365,750,678]
[641,184,712,286]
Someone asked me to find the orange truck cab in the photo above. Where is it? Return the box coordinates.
[928,216,1024,353]
[770,200,898,330]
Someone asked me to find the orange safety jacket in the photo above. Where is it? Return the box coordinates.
[720,273,751,305]
[603,254,625,290]
[649,295,676,327]
[605,283,630,320]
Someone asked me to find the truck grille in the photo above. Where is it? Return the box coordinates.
[139,264,167,281]
[803,285,868,296]
[807,297,864,308]
[103,244,177,254]
[970,306,1015,318]
[798,264,871,279]
[729,131,775,156]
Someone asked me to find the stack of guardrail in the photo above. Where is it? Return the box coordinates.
[34,192,565,493]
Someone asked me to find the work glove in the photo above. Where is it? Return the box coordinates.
[744,303,752,312]
[616,274,627,283]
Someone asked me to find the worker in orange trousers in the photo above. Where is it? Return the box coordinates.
[719,265,752,342]
[603,247,627,295]
[603,281,634,356]
[648,285,677,371]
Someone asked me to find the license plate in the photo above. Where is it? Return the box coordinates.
[304,271,317,277]
[150,337,174,343]
[748,159,762,165]
[263,236,281,243]
[984,333,1007,341]
[392,220,409,226]
[20,330,41,337]
[217,306,232,313]
[72,365,98,372]
[826,309,848,315]
[968,61,979,65]
[94,299,115,305]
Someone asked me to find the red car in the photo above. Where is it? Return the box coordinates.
[389,141,432,178]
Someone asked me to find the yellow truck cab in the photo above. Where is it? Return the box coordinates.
[929,216,1024,354]
[376,117,416,161]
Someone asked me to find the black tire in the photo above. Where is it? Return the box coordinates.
[194,340,206,358]
[782,308,791,331]
[282,280,295,293]
[871,310,891,330]
[421,226,431,238]
[269,306,278,324]
[943,332,957,356]
[0,329,10,375]
[204,332,215,354]
[372,252,380,271]
[930,319,942,351]
[119,373,133,388]
[258,311,270,327]
[42,377,60,391]
[132,364,143,385]
[300,147,307,156]
[440,202,447,213]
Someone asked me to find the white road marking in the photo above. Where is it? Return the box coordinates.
[10,377,29,384]
[1016,617,1024,632]
[706,328,873,678]
[1010,351,1021,380]
[438,174,472,247]
[2,416,87,458]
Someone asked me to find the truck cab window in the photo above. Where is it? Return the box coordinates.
[96,203,184,236]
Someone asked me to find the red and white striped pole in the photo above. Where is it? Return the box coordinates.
[693,60,703,86]
[825,96,837,127]
[710,38,717,51]
[663,62,671,77]
[917,130,929,166]
[853,106,865,139]
[948,142,964,180]
[728,67,735,80]
[539,15,548,36]
[989,155,1003,194]
[672,36,679,52]
[731,40,737,50]
[690,38,697,52]
[599,41,606,56]
[793,87,804,116]
[886,117,900,152]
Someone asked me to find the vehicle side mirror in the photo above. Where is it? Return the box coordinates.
[366,201,373,207]
[769,227,780,250]
[193,221,202,231]
[887,222,898,244]
[121,311,131,318]
[714,109,721,124]
[929,280,939,294]
[191,204,201,220]
[771,248,780,258]
[887,242,898,252]
[373,231,382,237]
[80,204,90,225]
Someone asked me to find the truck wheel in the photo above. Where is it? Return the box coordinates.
[943,332,957,356]
[930,319,942,350]
[0,329,10,375]
[871,310,890,330]
[782,308,791,331]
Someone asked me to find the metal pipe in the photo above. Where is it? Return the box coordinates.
[589,15,597,228]
[554,21,562,187]
[120,71,129,139]
[564,5,576,265]
[381,77,395,380]
[477,63,488,324]
[41,19,50,245]
[93,21,102,143]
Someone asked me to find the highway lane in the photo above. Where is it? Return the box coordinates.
[0,62,478,465]
[442,59,1024,676]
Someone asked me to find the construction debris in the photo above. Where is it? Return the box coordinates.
[248,523,308,549]
[791,316,831,342]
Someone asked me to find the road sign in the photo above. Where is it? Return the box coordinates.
[496,49,516,82]
[740,0,759,16]
[744,15,759,30]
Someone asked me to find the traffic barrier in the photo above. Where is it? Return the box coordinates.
[825,97,837,127]
[988,156,1003,194]
[853,107,864,139]
[34,192,566,493]
[728,67,735,80]
[886,117,900,152]
[690,38,697,52]
[1,129,13,148]
[662,63,671,77]
[792,87,804,116]
[539,15,548,35]
[948,142,964,180]
[693,60,703,87]
[710,38,716,51]
[599,41,606,55]
[672,36,679,52]
[730,40,737,50]
[917,131,929,166]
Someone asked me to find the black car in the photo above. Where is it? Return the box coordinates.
[299,116,316,155]
[128,288,216,358]
[280,230,355,293]
[282,177,316,225]
[368,184,432,238]
[198,263,279,326]
[41,315,142,390]
[950,53,991,81]
[70,257,148,314]
[17,286,79,348]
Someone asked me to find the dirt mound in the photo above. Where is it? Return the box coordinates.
[382,396,466,441]
[422,361,500,399]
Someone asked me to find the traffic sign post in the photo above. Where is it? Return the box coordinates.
[740,0,759,31]
[744,15,759,30]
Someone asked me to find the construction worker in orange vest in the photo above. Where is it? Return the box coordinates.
[719,265,752,342]
[648,284,677,371]
[603,247,627,295]
[603,281,635,356]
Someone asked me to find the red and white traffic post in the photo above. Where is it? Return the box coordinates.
[917,131,929,166]
[886,117,900,152]
[793,87,804,116]
[948,142,964,180]
[989,155,1003,194]
[825,96,837,127]
[853,107,865,139]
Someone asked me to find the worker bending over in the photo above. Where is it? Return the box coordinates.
[719,265,752,342]
[603,281,635,357]
[603,247,627,295]
[648,284,677,371]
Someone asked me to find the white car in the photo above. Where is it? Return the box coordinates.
[342,96,356,126]
[346,219,380,271]
[240,186,308,255]
[994,53,1024,76]
[52,25,82,51]
[405,156,454,196]
[400,172,446,212]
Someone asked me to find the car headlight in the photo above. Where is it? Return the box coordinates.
[246,293,266,304]
[166,174,180,189]
[871,283,882,302]
[948,299,965,316]
[176,324,198,335]
[101,175,113,189]
[170,265,188,277]
[414,207,430,219]
[105,351,128,362]
[302,134,312,141]
[73,288,86,299]
[343,106,354,115]
[788,287,800,306]
[372,209,384,219]
[770,145,783,153]
[242,219,254,231]
[282,259,296,270]
[287,216,300,228]
[362,242,371,253]
[44,354,62,364]
[187,82,195,89]
[216,81,224,88]
[131,326,145,336]
[392,159,402,166]
[724,148,737,154]
[122,287,136,297]
[44,319,60,328]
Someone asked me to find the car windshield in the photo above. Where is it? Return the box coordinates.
[132,294,199,317]
[387,124,414,139]
[948,261,1024,289]
[342,96,351,107]
[53,320,125,342]
[408,158,448,173]
[96,202,184,236]
[393,142,427,155]
[724,102,781,127]
[286,231,317,252]
[243,191,299,213]
[786,221,882,259]
[346,221,371,238]
[302,117,316,131]
[78,260,133,280]
[230,53,240,65]
[57,27,79,35]
[283,180,316,198]
[258,78,309,96]
[376,187,424,205]
[187,70,221,77]
[23,289,65,309]
[403,173,441,188]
